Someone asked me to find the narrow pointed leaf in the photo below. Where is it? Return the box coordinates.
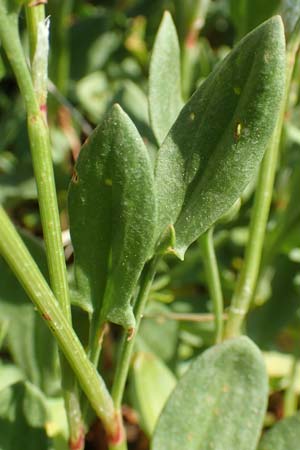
[149,11,184,145]
[68,104,156,331]
[258,414,300,450]
[152,336,268,450]
[154,16,286,259]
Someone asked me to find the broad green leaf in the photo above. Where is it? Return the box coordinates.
[137,303,179,364]
[258,414,300,450]
[149,11,184,145]
[152,336,268,450]
[155,17,286,259]
[131,352,176,436]
[68,104,156,331]
[230,0,281,39]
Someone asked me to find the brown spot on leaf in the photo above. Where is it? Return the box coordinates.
[42,313,51,321]
[127,328,135,341]
[72,170,79,184]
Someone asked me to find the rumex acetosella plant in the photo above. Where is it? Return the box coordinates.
[0,0,300,449]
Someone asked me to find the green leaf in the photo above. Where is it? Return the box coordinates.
[130,352,176,436]
[258,413,300,450]
[68,104,156,331]
[137,303,179,364]
[155,16,286,259]
[149,11,184,146]
[152,336,268,450]
[230,0,281,39]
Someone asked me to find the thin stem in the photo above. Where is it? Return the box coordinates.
[0,0,70,323]
[224,24,300,339]
[24,5,84,446]
[199,228,224,343]
[223,127,282,339]
[283,358,298,417]
[0,206,120,441]
[108,257,159,450]
[25,3,45,63]
[109,441,128,450]
[144,312,228,322]
[112,257,159,409]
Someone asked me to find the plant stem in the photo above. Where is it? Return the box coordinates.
[0,206,120,441]
[25,3,45,62]
[199,228,224,343]
[109,441,128,450]
[25,5,84,450]
[25,5,84,447]
[283,358,298,417]
[0,0,70,324]
[224,23,300,339]
[223,127,282,339]
[108,257,159,450]
[145,312,228,322]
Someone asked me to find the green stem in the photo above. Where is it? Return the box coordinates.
[25,5,84,450]
[25,3,45,63]
[0,206,120,441]
[199,228,224,343]
[283,358,298,417]
[224,24,300,339]
[108,257,159,450]
[109,441,128,450]
[0,0,70,323]
[223,127,282,339]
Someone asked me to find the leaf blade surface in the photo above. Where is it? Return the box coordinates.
[155,16,286,259]
[152,336,268,450]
